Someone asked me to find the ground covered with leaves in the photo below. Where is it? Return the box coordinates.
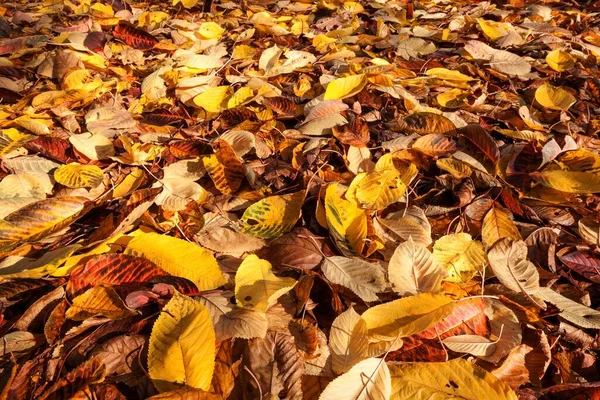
[2,0,600,398]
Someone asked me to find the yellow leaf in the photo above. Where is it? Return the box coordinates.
[546,49,575,72]
[389,358,518,400]
[234,254,296,312]
[125,232,227,291]
[425,68,474,81]
[227,86,254,109]
[240,191,304,239]
[193,86,232,113]
[173,0,198,9]
[325,183,367,256]
[437,88,468,108]
[138,11,170,28]
[197,22,225,40]
[0,128,34,157]
[61,69,92,90]
[66,286,134,321]
[148,291,215,392]
[477,18,513,41]
[433,233,487,283]
[535,83,576,111]
[54,163,104,188]
[232,44,257,60]
[14,115,51,135]
[89,2,114,18]
[361,293,455,341]
[324,74,367,100]
[482,206,521,248]
[532,170,600,193]
[347,163,417,210]
[113,168,144,198]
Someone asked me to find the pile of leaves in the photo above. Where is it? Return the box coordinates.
[2,0,600,398]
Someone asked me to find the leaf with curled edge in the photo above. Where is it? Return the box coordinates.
[257,227,324,270]
[241,332,304,400]
[388,238,447,296]
[113,21,158,50]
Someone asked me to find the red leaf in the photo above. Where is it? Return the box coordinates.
[113,22,158,50]
[24,136,74,163]
[67,254,169,296]
[169,140,212,159]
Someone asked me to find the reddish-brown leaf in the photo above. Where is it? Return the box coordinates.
[559,250,600,283]
[458,124,500,163]
[39,356,106,400]
[44,298,68,345]
[219,107,256,130]
[0,35,48,55]
[113,22,158,50]
[143,109,186,126]
[264,96,298,116]
[83,31,107,53]
[0,88,22,104]
[333,117,370,147]
[24,136,74,163]
[169,140,212,159]
[67,254,170,296]
[257,228,324,270]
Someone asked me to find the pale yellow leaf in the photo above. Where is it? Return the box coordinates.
[319,358,391,400]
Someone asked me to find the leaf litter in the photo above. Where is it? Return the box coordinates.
[1,0,600,398]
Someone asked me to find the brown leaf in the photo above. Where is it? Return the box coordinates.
[39,357,106,400]
[241,332,304,400]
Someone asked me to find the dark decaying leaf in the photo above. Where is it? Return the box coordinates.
[0,88,22,104]
[458,124,500,163]
[113,21,158,50]
[559,250,600,283]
